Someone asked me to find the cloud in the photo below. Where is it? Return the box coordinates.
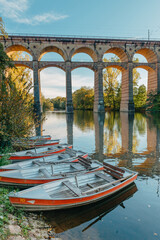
[0,0,68,25]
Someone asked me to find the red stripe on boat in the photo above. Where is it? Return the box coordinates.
[9,174,137,206]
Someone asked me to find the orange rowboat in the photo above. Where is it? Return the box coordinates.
[0,144,72,161]
[0,149,88,172]
[9,163,138,211]
[0,158,103,188]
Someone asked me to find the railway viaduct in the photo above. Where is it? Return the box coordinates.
[1,35,160,113]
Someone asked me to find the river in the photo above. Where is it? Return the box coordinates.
[37,111,160,240]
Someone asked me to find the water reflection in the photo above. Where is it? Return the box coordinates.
[66,114,74,145]
[44,183,137,235]
[38,111,160,177]
[36,111,160,239]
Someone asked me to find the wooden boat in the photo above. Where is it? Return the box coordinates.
[44,182,137,233]
[9,162,138,211]
[0,149,88,172]
[13,135,52,144]
[12,139,60,148]
[0,144,72,161]
[0,157,103,188]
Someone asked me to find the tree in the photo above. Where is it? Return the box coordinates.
[134,84,147,109]
[0,20,34,146]
[72,87,94,110]
[146,90,160,111]
[41,95,54,111]
[103,57,121,110]
[51,97,66,110]
[103,56,141,110]
[0,17,7,38]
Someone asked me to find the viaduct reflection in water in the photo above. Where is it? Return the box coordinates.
[65,111,160,176]
[35,111,160,177]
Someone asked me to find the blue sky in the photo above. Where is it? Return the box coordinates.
[0,0,159,97]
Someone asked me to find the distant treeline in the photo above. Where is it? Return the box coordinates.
[42,84,149,112]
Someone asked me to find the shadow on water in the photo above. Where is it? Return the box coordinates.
[43,183,137,234]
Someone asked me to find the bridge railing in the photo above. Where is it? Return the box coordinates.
[0,33,160,42]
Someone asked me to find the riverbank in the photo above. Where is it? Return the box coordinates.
[0,187,59,240]
[0,149,58,240]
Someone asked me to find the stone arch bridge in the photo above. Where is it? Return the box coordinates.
[1,35,160,113]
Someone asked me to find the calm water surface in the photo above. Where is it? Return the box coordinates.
[40,111,160,240]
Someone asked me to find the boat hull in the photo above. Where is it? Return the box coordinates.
[0,152,88,172]
[9,173,137,211]
[0,167,104,188]
[2,145,72,161]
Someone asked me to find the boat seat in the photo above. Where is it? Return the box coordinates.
[65,148,76,157]
[62,180,81,196]
[39,168,51,178]
[58,155,65,160]
[95,172,111,182]
[70,163,82,171]
[32,160,41,166]
[25,151,35,155]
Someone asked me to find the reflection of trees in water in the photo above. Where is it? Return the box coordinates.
[104,112,121,154]
[73,110,94,131]
[132,113,147,153]
[134,113,146,134]
[147,112,160,129]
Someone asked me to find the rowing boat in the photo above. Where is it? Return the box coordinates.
[44,182,137,233]
[9,162,138,211]
[0,149,88,172]
[12,139,60,148]
[0,144,72,161]
[13,135,52,143]
[0,158,103,187]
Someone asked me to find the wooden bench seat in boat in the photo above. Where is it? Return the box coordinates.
[70,163,82,171]
[62,180,82,196]
[39,168,51,178]
[95,172,113,182]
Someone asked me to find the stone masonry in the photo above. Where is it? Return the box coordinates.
[1,35,160,113]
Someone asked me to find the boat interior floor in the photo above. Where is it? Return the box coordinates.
[49,174,119,198]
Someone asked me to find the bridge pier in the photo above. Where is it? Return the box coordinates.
[94,63,105,112]
[33,61,42,115]
[66,61,73,113]
[120,63,134,112]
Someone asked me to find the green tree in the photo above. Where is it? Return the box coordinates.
[134,84,147,109]
[41,95,54,111]
[72,87,94,110]
[103,57,141,110]
[0,20,34,146]
[103,57,121,110]
[51,97,66,110]
[146,90,160,111]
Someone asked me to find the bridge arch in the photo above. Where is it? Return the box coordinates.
[132,49,158,93]
[70,46,98,62]
[14,62,33,70]
[133,48,157,63]
[38,45,67,61]
[5,44,33,59]
[103,47,129,62]
[72,64,94,71]
[39,63,65,72]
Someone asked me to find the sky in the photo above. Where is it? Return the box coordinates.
[0,0,160,98]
